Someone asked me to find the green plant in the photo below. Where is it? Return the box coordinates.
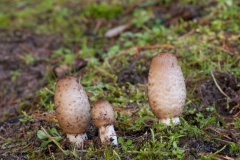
[37,126,70,155]
[38,87,55,111]
[37,127,62,148]
[233,117,240,129]
[229,142,240,157]
[52,48,76,64]
[19,111,34,123]
[23,54,35,65]
[172,141,185,159]
[83,3,123,19]
[118,137,134,151]
[10,71,21,81]
[129,116,150,131]
[132,9,151,28]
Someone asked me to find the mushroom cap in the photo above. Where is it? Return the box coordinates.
[54,76,90,134]
[91,99,115,128]
[148,53,186,119]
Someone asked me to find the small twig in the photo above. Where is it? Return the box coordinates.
[212,138,234,144]
[94,66,115,79]
[230,103,240,114]
[22,128,27,140]
[214,46,234,55]
[214,154,234,160]
[19,44,33,54]
[109,48,135,61]
[205,127,231,140]
[124,0,141,15]
[233,110,240,117]
[81,16,89,23]
[136,44,174,53]
[199,152,234,160]
[0,99,20,107]
[34,112,56,119]
[112,106,135,116]
[109,44,173,61]
[48,144,52,157]
[116,121,132,127]
[32,112,57,122]
[93,20,102,33]
[177,29,195,40]
[210,71,231,99]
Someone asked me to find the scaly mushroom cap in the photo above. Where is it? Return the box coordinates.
[54,76,90,134]
[91,99,115,128]
[148,53,186,120]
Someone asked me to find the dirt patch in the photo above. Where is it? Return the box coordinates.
[182,138,236,159]
[0,115,59,158]
[196,72,240,117]
[0,115,99,159]
[117,55,148,84]
[0,30,61,121]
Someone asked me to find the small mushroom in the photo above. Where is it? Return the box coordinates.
[54,76,91,147]
[148,53,186,125]
[91,99,118,145]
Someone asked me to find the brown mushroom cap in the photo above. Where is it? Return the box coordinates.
[54,76,90,134]
[91,99,115,128]
[148,53,186,119]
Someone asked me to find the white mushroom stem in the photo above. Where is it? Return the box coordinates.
[160,117,180,125]
[99,125,118,145]
[67,133,88,148]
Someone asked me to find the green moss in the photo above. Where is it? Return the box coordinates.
[83,2,123,20]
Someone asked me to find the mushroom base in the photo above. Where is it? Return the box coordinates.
[160,117,180,125]
[67,133,88,148]
[99,125,118,145]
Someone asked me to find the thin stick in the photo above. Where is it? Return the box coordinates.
[177,29,195,40]
[210,71,231,99]
[41,126,69,156]
[205,127,231,140]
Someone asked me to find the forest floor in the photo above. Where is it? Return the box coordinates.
[0,0,239,159]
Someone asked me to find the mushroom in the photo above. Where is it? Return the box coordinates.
[148,53,186,125]
[54,75,91,147]
[91,99,118,145]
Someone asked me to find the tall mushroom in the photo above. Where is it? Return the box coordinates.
[148,53,186,125]
[54,76,91,147]
[91,99,118,145]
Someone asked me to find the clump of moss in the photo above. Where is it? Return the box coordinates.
[83,3,123,19]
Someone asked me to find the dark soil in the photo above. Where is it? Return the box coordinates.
[0,30,88,122]
[0,30,61,121]
[0,114,61,159]
[196,72,240,118]
[117,55,149,84]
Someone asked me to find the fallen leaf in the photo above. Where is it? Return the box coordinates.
[104,24,130,38]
